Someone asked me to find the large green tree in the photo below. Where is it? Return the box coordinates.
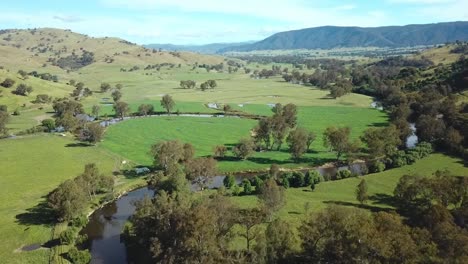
[160,94,175,114]
[323,126,357,160]
[113,101,130,119]
[287,127,309,161]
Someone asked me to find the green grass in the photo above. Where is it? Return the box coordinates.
[0,134,141,264]
[100,105,387,172]
[229,153,468,227]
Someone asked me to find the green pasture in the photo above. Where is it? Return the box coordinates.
[0,134,141,264]
[100,105,387,172]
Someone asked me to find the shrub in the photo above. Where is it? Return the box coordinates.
[304,171,314,186]
[309,170,322,184]
[242,179,253,195]
[413,142,433,158]
[0,78,15,88]
[59,228,77,245]
[223,175,236,189]
[370,160,386,173]
[232,184,241,196]
[336,169,352,180]
[391,150,408,168]
[41,119,56,132]
[290,172,305,187]
[67,247,91,264]
[33,94,52,104]
[71,215,88,228]
[250,176,264,190]
[281,177,290,189]
[13,83,33,96]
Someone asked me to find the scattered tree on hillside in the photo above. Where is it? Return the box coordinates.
[306,131,316,152]
[233,138,255,160]
[52,98,84,117]
[361,125,401,158]
[113,101,130,119]
[236,208,267,252]
[48,179,87,221]
[329,80,353,98]
[287,127,309,161]
[160,94,175,114]
[56,112,79,131]
[253,117,273,150]
[33,94,52,104]
[13,83,33,96]
[92,105,101,119]
[111,89,122,102]
[0,109,9,135]
[213,145,227,158]
[150,140,189,173]
[48,163,114,222]
[323,126,357,160]
[79,122,105,144]
[356,179,368,204]
[180,80,196,89]
[115,83,123,90]
[100,82,111,92]
[0,78,15,88]
[265,219,296,263]
[41,119,56,132]
[258,178,285,219]
[137,104,154,116]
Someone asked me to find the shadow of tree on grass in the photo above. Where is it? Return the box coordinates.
[15,198,56,227]
[323,200,394,213]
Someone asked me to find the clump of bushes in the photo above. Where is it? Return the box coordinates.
[335,169,352,180]
[390,142,433,168]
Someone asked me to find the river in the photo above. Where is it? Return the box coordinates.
[80,163,368,263]
[79,187,154,264]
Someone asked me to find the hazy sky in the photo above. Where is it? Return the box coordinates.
[0,0,467,44]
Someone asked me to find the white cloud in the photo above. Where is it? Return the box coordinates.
[53,15,84,23]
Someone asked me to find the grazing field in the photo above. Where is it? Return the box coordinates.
[230,153,468,226]
[100,105,387,172]
[0,134,142,264]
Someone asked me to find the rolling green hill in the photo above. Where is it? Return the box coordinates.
[0,28,224,75]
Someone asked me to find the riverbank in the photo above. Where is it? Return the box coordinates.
[80,153,468,263]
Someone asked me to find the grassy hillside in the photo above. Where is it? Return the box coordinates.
[412,43,465,65]
[0,28,224,77]
[0,134,140,264]
[230,153,468,227]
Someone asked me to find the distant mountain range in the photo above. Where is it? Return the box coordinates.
[144,42,255,54]
[219,21,468,53]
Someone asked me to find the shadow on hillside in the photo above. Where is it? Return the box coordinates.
[323,200,393,213]
[369,193,398,208]
[65,142,93,147]
[15,199,56,227]
[368,122,388,127]
[247,157,293,165]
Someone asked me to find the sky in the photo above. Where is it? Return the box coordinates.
[0,0,467,45]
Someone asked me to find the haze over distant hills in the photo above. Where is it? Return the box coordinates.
[144,42,255,54]
[219,21,468,53]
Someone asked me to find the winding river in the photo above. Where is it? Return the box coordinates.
[81,165,367,263]
[81,103,419,263]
